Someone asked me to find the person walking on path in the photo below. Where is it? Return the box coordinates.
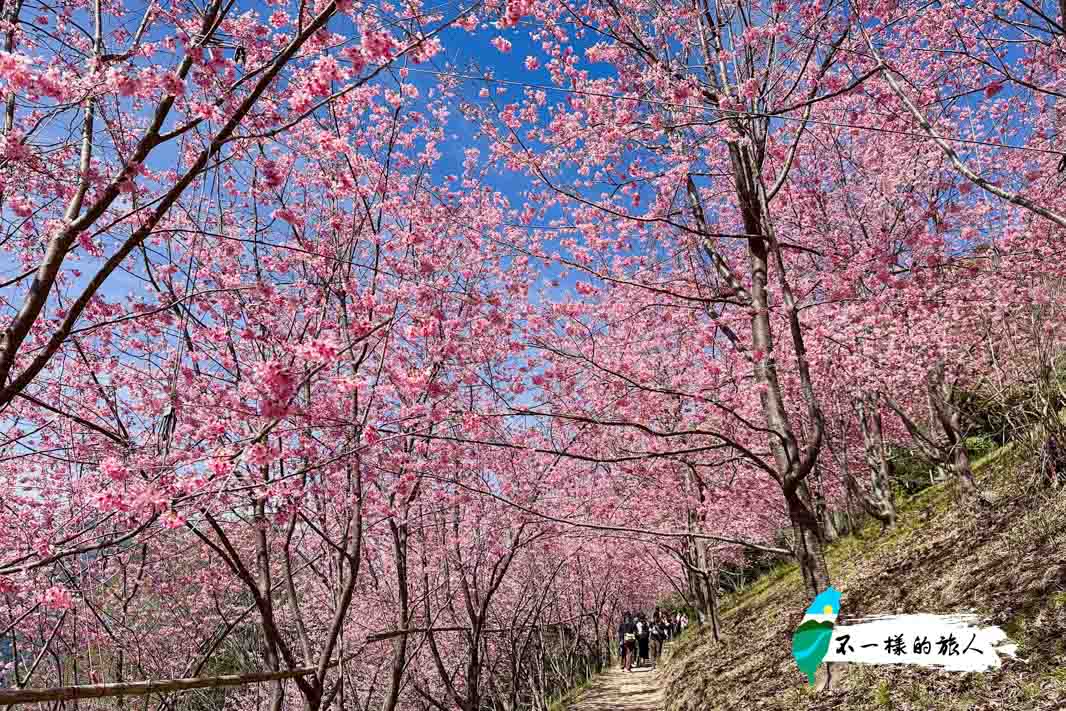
[637,614,651,668]
[619,614,638,672]
[650,615,665,665]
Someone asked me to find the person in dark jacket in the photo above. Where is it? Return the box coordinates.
[637,614,650,667]
[650,614,666,664]
[619,614,637,671]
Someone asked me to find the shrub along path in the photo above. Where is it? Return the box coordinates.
[569,664,664,711]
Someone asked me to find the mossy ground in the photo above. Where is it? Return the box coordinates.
[660,445,1066,710]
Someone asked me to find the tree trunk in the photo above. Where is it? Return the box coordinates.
[809,474,839,543]
[927,365,990,506]
[855,393,897,530]
[784,487,831,598]
[684,464,721,641]
[821,500,840,542]
[381,518,409,711]
[842,481,857,538]
[952,439,984,500]
[702,573,721,642]
[728,140,828,595]
[254,497,286,711]
[694,540,721,642]
[885,369,989,507]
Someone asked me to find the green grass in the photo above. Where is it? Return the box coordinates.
[1045,667,1066,686]
[872,679,891,708]
[721,561,799,616]
[545,676,594,711]
[719,444,1021,618]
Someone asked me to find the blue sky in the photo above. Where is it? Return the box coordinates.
[4,0,1051,333]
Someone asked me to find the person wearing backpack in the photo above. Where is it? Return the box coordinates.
[637,614,651,667]
[620,613,637,671]
[650,616,665,665]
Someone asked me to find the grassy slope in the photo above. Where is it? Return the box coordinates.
[660,445,1066,710]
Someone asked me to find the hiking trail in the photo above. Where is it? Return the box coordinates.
[570,665,664,711]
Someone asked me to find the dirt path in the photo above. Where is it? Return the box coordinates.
[570,664,664,711]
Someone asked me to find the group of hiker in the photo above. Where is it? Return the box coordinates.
[616,610,688,671]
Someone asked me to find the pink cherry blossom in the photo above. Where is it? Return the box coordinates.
[0,3,1060,707]
[99,457,129,482]
[40,586,74,611]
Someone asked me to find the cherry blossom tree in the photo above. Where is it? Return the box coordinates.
[2,0,1065,707]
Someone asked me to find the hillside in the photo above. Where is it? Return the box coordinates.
[660,446,1066,710]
